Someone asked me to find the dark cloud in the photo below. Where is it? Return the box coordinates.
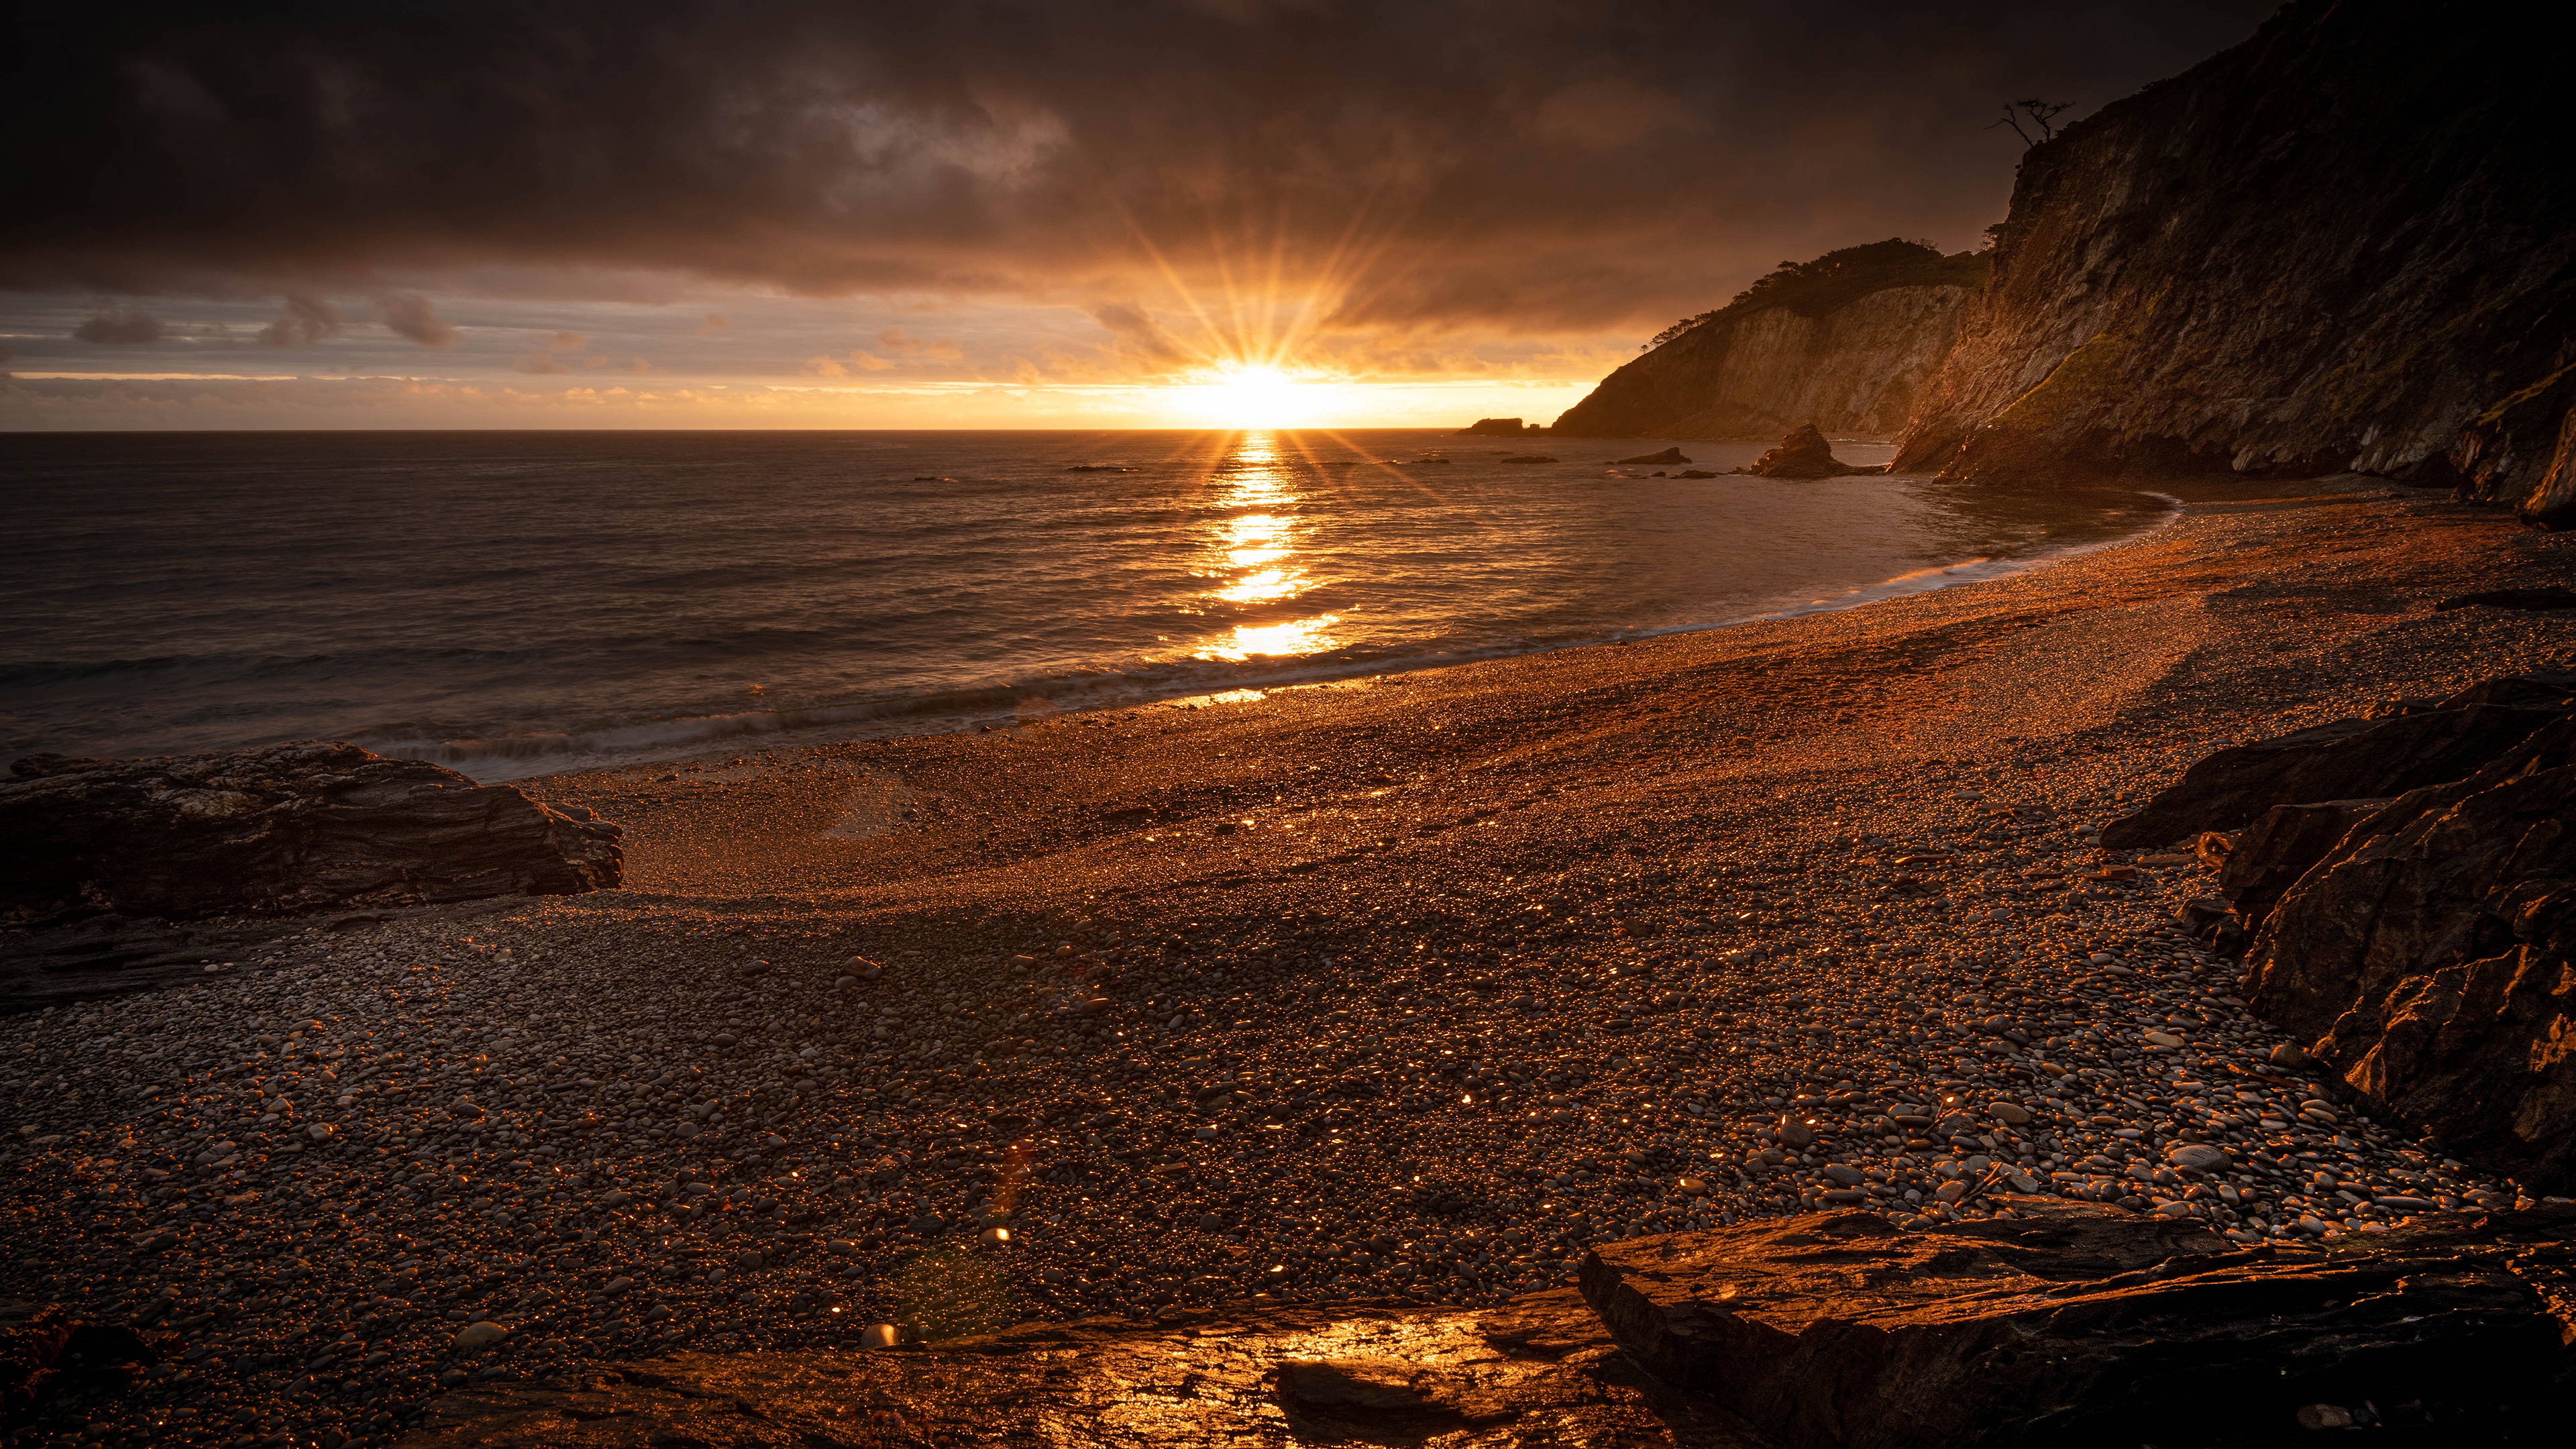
[72,307,164,343]
[377,292,456,346]
[1,1,2277,336]
[257,292,343,345]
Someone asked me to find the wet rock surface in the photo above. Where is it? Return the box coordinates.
[406,1293,1772,1447]
[0,743,623,927]
[1581,1203,2576,1448]
[1731,425,1867,480]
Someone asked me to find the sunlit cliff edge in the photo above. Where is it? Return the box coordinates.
[1548,240,1987,441]
[1892,0,2573,522]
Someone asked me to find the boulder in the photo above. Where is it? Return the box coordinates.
[0,742,621,927]
[1615,447,1692,466]
[2098,700,2567,847]
[2250,714,2576,1192]
[1580,1201,2576,1449]
[1731,424,1866,479]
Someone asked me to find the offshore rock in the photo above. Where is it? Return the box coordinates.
[2251,714,2576,1193]
[1555,240,1982,440]
[1890,3,2574,501]
[405,1296,1777,1448]
[1458,417,1539,436]
[2098,704,2563,847]
[1617,447,1693,466]
[1579,1202,2576,1449]
[1733,424,1867,480]
[0,742,621,926]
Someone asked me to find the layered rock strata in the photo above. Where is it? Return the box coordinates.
[1889,1,2575,516]
[0,743,621,926]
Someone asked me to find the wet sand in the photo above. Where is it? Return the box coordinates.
[10,474,2576,1447]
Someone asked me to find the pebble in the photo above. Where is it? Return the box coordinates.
[3,557,2565,1447]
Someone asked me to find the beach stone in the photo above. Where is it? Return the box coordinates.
[453,1322,508,1352]
[2167,1144,2229,1173]
[1777,1120,1815,1148]
[1990,1102,2032,1125]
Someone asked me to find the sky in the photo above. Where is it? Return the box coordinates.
[0,1,2278,431]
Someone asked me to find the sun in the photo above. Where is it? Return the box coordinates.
[1172,363,1323,428]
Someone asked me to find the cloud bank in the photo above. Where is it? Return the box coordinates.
[5,0,2273,343]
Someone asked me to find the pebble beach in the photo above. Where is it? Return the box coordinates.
[8,474,2576,1449]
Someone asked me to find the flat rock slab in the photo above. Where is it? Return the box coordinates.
[1578,1201,2576,1448]
[0,741,621,926]
[407,1293,1777,1448]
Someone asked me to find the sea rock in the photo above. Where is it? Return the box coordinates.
[1887,5,2574,498]
[2098,703,2565,847]
[1552,239,1983,440]
[1498,454,1558,464]
[1614,447,1692,466]
[2452,364,2576,528]
[1733,425,1866,480]
[403,1295,1769,1448]
[2250,714,2576,1192]
[1579,1202,2576,1449]
[0,742,622,926]
[1457,417,1538,436]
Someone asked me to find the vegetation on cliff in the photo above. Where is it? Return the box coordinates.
[1552,241,1987,439]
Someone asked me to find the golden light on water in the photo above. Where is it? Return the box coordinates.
[1202,614,1342,660]
[1181,429,1344,661]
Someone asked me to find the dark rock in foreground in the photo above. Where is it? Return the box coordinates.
[1730,425,1867,480]
[2099,688,2572,846]
[0,742,621,927]
[2252,714,2576,1193]
[1617,446,1693,466]
[1580,1202,2576,1448]
[401,1205,2576,1447]
[406,1294,1775,1448]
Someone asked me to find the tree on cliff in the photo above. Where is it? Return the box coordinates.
[1990,98,2072,148]
[1644,239,1964,349]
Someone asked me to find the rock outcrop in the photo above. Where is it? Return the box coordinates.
[0,742,621,926]
[1730,424,1869,480]
[2098,694,2570,847]
[2250,714,2576,1193]
[402,1204,2576,1448]
[1458,417,1540,436]
[1580,1202,2576,1448]
[1888,1,2575,513]
[1554,240,1984,441]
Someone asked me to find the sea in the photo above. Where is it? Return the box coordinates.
[0,430,2171,781]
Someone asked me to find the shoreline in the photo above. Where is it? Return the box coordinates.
[8,474,2576,1445]
[390,480,2180,786]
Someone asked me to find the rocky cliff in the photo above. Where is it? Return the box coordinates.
[1552,241,1984,439]
[1890,0,2575,518]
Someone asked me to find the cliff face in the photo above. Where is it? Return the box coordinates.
[1892,1,2575,518]
[1552,242,1986,439]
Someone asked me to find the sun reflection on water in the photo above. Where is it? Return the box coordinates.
[1190,431,1340,661]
